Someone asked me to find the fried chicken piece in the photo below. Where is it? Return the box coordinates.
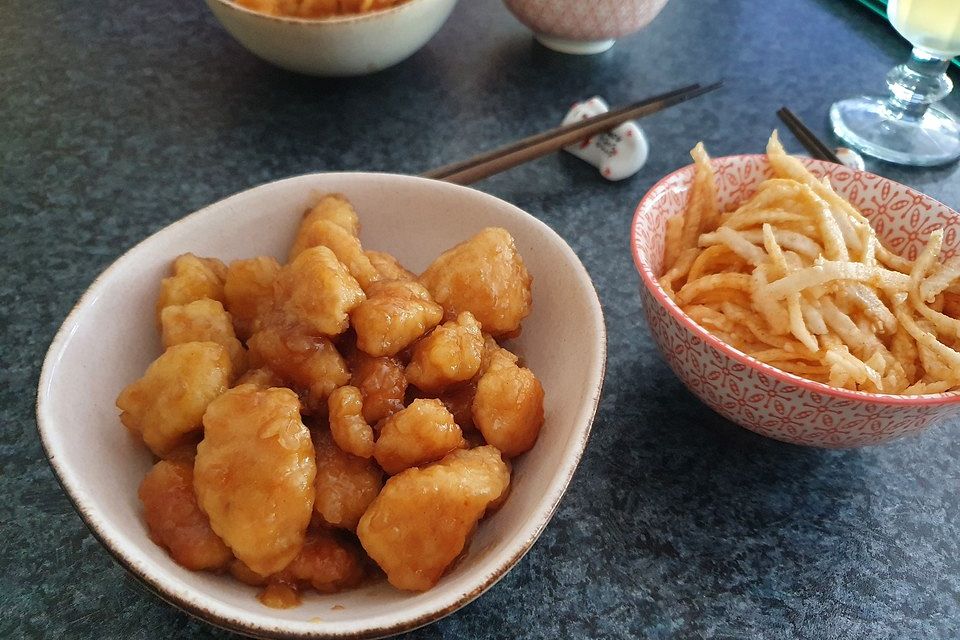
[230,529,366,608]
[247,324,350,413]
[350,280,442,357]
[358,446,510,591]
[365,250,415,282]
[160,299,247,375]
[289,219,379,290]
[116,342,232,457]
[472,348,544,457]
[290,194,360,258]
[349,350,407,424]
[327,386,374,458]
[229,529,366,605]
[162,437,202,465]
[406,312,484,393]
[235,367,286,389]
[224,256,281,340]
[313,429,383,531]
[194,385,316,576]
[139,460,232,571]
[434,381,478,431]
[283,529,367,592]
[155,254,228,320]
[419,228,532,336]
[276,246,365,337]
[373,399,465,474]
[480,334,518,374]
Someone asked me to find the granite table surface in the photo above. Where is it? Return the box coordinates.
[3,0,960,637]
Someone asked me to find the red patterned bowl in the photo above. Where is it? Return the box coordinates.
[631,155,960,447]
[502,0,669,55]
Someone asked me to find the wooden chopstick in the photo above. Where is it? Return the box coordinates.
[423,81,723,185]
[776,107,842,164]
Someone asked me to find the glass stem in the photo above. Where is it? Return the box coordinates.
[883,48,953,123]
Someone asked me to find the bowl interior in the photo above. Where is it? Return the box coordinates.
[38,174,605,638]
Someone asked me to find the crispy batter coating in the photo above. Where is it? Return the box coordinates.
[276,246,365,337]
[235,367,286,389]
[224,256,281,340]
[366,250,415,282]
[283,529,367,592]
[358,446,510,591]
[373,399,465,474]
[327,386,374,458]
[194,385,316,576]
[231,529,366,609]
[289,219,379,290]
[480,334,518,374]
[156,254,227,321]
[162,437,202,465]
[406,312,484,393]
[313,429,383,531]
[229,529,366,602]
[139,460,232,571]
[472,349,544,457]
[160,299,248,374]
[351,280,443,357]
[290,194,361,258]
[247,324,350,414]
[349,350,407,424]
[420,228,532,336]
[434,381,478,432]
[117,342,232,456]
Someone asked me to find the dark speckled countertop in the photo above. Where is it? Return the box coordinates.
[2,0,959,637]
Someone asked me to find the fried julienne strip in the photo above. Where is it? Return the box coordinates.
[659,132,960,394]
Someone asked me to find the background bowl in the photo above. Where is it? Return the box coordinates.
[205,0,458,76]
[632,155,960,448]
[502,0,669,54]
[37,174,606,637]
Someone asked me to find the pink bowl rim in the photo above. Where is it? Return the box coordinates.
[631,153,960,407]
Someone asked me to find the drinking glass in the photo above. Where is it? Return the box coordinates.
[830,0,960,166]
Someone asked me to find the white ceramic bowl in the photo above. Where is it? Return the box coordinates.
[205,0,458,76]
[632,155,960,448]
[37,174,606,638]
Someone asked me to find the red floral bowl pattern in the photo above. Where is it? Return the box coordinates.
[502,0,669,41]
[631,155,960,447]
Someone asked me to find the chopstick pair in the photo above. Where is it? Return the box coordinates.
[423,82,723,185]
[776,107,843,164]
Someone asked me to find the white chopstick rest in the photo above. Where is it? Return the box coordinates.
[562,96,648,181]
[834,147,866,171]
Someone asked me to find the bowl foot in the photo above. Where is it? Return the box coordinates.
[535,34,615,55]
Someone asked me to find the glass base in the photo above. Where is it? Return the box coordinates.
[830,96,960,166]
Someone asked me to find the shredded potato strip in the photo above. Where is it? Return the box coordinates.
[921,255,960,302]
[768,133,913,274]
[764,261,910,300]
[678,143,718,256]
[841,284,896,334]
[701,226,822,260]
[762,224,818,352]
[698,227,767,265]
[676,273,753,306]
